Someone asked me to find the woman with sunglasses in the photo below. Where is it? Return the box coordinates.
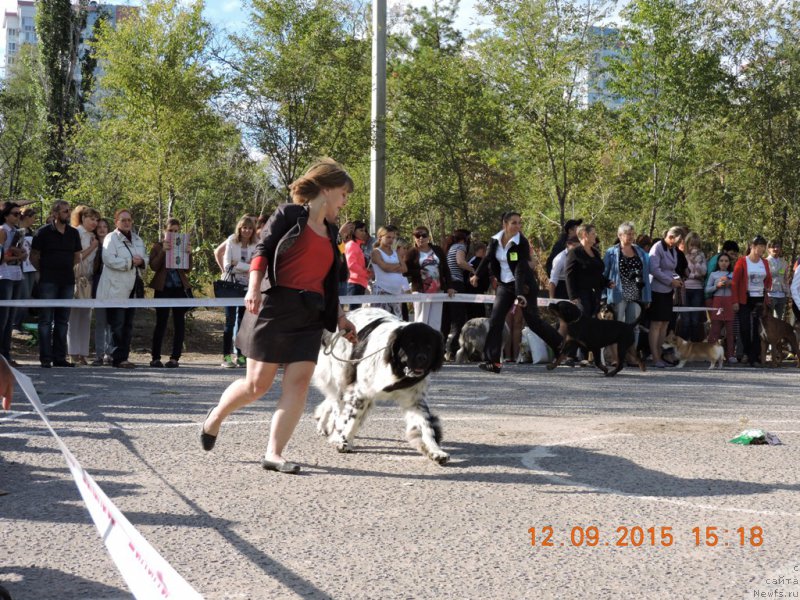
[405,226,454,331]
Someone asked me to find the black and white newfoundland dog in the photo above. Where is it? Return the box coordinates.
[312,307,449,464]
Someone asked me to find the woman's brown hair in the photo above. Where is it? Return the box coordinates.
[289,158,354,205]
[234,216,256,245]
[71,205,100,227]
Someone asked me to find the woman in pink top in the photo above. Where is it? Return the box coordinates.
[345,220,369,306]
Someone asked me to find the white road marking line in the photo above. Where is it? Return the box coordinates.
[520,434,800,518]
[0,394,88,422]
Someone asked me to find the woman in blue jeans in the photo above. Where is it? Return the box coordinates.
[220,216,257,368]
[603,222,652,352]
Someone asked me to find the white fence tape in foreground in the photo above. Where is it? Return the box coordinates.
[0,293,713,312]
[8,366,203,599]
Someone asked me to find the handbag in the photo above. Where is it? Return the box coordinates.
[214,266,247,298]
[130,269,145,299]
[122,236,146,299]
[74,263,92,299]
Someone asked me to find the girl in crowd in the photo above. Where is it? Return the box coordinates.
[369,226,407,318]
[471,211,562,374]
[603,222,651,347]
[0,202,24,366]
[648,226,683,368]
[221,215,257,368]
[732,236,772,367]
[97,209,148,369]
[445,229,474,359]
[92,218,112,365]
[705,252,736,363]
[67,205,100,365]
[679,231,707,342]
[344,220,369,307]
[405,225,453,331]
[201,158,357,474]
[149,218,193,368]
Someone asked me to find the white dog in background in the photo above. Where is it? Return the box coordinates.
[313,308,449,465]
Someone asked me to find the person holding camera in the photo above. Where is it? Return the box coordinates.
[603,222,651,349]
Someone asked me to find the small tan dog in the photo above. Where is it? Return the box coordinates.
[664,332,725,369]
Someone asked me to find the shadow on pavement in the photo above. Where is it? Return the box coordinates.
[0,565,126,600]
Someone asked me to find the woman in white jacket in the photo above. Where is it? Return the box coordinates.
[97,209,148,369]
[220,215,257,368]
[67,206,100,365]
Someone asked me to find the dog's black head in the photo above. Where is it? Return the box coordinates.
[385,322,444,380]
[548,300,583,324]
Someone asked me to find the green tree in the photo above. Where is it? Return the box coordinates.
[36,0,86,195]
[477,0,614,239]
[607,0,729,236]
[226,0,371,197]
[69,0,233,239]
[0,45,46,199]
[386,1,511,240]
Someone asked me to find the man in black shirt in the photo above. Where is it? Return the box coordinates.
[31,200,82,368]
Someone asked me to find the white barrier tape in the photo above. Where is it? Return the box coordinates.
[0,293,714,311]
[8,366,203,599]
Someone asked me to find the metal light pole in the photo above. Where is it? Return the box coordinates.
[369,0,386,235]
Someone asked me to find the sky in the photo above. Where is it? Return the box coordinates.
[201,0,485,36]
[1,0,485,70]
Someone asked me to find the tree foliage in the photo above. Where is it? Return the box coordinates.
[35,0,86,195]
[0,45,46,200]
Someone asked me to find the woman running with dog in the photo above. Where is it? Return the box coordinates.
[471,211,562,374]
[732,235,772,368]
[201,158,357,474]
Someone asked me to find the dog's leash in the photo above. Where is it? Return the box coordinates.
[323,330,391,365]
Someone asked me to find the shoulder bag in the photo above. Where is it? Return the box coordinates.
[214,266,247,298]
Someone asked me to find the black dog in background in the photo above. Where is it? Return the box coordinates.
[547,300,646,377]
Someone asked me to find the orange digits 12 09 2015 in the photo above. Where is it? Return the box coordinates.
[528,525,764,548]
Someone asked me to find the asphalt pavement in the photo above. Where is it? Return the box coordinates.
[2,360,800,599]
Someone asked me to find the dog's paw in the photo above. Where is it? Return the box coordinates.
[429,449,450,465]
[335,440,351,453]
[546,362,557,371]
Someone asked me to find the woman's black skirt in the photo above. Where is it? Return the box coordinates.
[236,286,325,364]
[648,290,674,322]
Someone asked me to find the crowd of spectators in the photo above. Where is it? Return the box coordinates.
[2,197,798,371]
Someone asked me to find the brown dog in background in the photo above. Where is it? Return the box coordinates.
[1,354,13,410]
[760,306,800,368]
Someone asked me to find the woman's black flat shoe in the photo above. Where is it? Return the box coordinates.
[478,361,502,374]
[261,458,301,474]
[201,407,217,451]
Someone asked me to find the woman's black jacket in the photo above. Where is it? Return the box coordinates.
[474,234,538,298]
